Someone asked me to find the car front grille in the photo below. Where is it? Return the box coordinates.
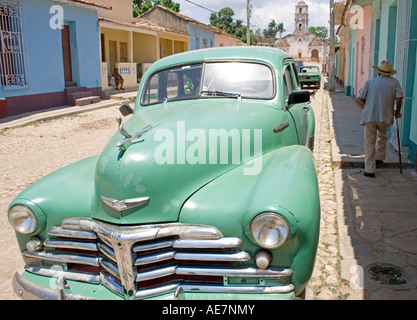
[22,218,294,299]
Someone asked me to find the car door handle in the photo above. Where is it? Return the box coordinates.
[273,121,289,133]
[303,106,310,112]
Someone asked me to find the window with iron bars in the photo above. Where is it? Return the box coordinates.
[0,0,28,87]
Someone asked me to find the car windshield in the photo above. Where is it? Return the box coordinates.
[141,62,274,106]
[300,66,319,73]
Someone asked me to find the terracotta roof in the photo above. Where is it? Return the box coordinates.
[142,5,220,33]
[99,17,165,32]
[57,0,112,10]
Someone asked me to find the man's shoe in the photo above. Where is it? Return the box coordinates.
[364,172,375,178]
[376,160,384,167]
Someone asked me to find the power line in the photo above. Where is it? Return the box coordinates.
[185,0,217,13]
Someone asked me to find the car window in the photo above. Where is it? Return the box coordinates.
[282,66,294,99]
[141,62,273,106]
[141,64,203,106]
[201,62,274,99]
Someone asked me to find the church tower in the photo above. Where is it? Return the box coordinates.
[295,0,309,32]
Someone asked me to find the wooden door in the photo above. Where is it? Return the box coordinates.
[61,25,72,82]
[109,40,117,72]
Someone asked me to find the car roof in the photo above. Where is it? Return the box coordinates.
[146,46,292,72]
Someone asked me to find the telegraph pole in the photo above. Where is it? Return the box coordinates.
[329,0,335,91]
[247,0,251,45]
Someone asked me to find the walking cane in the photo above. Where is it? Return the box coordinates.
[395,115,402,174]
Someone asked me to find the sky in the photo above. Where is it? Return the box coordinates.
[175,0,330,36]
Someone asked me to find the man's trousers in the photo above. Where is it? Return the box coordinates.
[364,122,389,173]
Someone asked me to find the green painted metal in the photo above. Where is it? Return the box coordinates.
[9,46,320,300]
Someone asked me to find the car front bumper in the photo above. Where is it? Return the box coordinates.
[12,271,298,300]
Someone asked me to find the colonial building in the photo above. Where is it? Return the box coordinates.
[335,0,417,166]
[0,0,104,117]
[275,1,326,63]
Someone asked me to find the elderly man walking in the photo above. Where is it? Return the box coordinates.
[358,60,404,178]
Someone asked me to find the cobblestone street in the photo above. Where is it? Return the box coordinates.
[306,86,357,300]
[0,88,353,300]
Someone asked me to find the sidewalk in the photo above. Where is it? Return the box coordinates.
[0,91,136,131]
[326,82,417,299]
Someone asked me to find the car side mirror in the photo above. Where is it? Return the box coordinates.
[288,91,311,105]
[119,103,134,116]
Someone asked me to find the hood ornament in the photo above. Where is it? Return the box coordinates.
[101,196,150,212]
[116,116,153,151]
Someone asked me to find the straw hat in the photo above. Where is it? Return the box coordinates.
[372,60,397,75]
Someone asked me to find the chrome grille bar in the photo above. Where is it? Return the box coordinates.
[23,218,295,299]
[175,251,250,261]
[173,238,242,249]
[48,226,97,240]
[43,239,98,252]
[23,251,99,266]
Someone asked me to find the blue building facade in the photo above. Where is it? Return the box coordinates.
[0,0,101,117]
[188,23,215,51]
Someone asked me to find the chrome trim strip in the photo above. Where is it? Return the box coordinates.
[136,265,177,282]
[134,250,250,266]
[134,283,180,299]
[100,272,124,297]
[43,239,98,252]
[134,251,175,266]
[100,258,120,279]
[48,226,97,240]
[133,282,294,299]
[175,251,250,262]
[181,284,295,294]
[23,251,99,267]
[175,266,293,278]
[173,237,242,249]
[24,266,100,284]
[98,243,116,262]
[132,239,175,252]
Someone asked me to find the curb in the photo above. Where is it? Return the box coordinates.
[326,89,365,299]
[0,99,132,131]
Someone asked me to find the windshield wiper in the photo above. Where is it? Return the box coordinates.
[200,90,242,101]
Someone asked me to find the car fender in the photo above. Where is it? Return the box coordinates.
[179,145,320,294]
[8,156,99,250]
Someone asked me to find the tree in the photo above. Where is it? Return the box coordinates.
[133,0,180,17]
[210,7,234,34]
[276,22,285,39]
[308,26,339,45]
[308,26,328,41]
[262,19,285,39]
[210,7,257,45]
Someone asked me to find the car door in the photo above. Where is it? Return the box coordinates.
[282,62,309,146]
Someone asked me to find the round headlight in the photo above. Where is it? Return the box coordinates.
[250,213,289,248]
[8,205,38,234]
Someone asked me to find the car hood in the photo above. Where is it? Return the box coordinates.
[92,99,292,224]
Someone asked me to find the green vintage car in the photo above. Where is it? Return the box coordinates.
[298,66,321,89]
[9,47,320,300]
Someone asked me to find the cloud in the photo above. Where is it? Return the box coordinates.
[177,0,330,33]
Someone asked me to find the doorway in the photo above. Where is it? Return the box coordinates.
[61,25,72,82]
[109,40,117,72]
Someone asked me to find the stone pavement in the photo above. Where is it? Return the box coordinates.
[0,91,134,131]
[327,82,417,299]
[2,82,417,300]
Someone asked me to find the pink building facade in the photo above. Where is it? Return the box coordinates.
[354,5,372,98]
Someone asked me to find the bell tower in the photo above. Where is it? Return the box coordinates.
[295,0,309,32]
